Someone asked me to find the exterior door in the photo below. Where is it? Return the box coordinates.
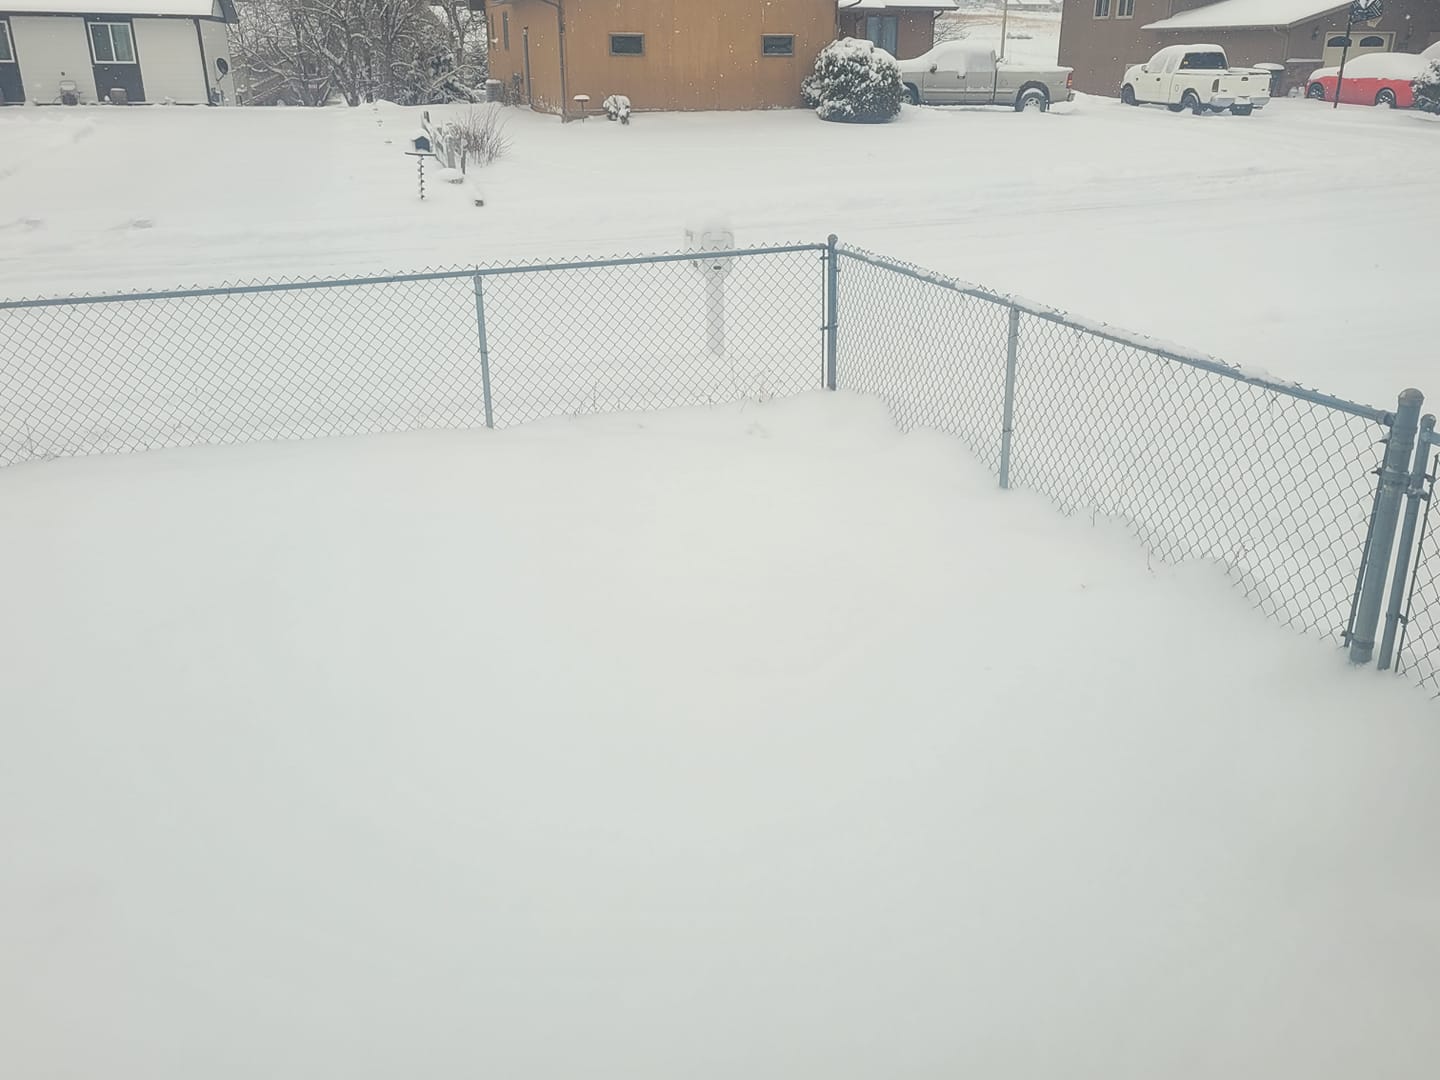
[865,14,899,56]
[923,56,965,104]
[87,19,144,102]
[0,19,23,105]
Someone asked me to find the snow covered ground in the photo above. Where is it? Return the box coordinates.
[2,91,1435,407]
[2,395,1437,1079]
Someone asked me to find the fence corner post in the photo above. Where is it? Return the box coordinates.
[1349,388,1424,665]
[998,303,1021,490]
[1378,411,1436,671]
[472,272,495,430]
[824,234,839,391]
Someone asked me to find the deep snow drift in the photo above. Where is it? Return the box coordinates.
[2,395,1436,1079]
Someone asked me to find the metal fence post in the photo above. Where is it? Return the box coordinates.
[1349,388,1424,665]
[1378,412,1436,670]
[998,304,1020,490]
[824,234,839,391]
[472,273,495,429]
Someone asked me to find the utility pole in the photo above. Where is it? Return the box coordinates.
[999,0,1010,61]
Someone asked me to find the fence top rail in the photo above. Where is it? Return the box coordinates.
[835,244,1395,426]
[0,242,831,312]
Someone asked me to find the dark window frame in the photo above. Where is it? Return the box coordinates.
[762,34,795,58]
[0,19,14,63]
[609,33,644,57]
[1116,0,1135,17]
[1093,0,1110,17]
[89,21,137,65]
[502,10,510,51]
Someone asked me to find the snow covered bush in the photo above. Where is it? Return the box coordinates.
[802,38,903,124]
[1414,58,1440,115]
[603,94,632,124]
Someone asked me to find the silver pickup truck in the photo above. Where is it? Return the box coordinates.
[898,45,1075,112]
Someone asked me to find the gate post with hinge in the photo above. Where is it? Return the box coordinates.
[1378,413,1436,671]
[1350,388,1424,665]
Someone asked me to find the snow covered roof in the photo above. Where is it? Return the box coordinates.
[839,1,960,10]
[1143,0,1346,31]
[0,0,230,15]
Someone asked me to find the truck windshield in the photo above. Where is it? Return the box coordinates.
[1179,52,1227,71]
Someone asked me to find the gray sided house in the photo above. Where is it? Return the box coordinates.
[1058,0,1440,97]
[0,0,236,105]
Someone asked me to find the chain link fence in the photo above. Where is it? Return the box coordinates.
[0,239,1433,693]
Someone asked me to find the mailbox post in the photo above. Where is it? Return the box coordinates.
[406,133,436,201]
[685,217,735,358]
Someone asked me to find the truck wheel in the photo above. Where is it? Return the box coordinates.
[1181,90,1203,115]
[1017,88,1048,113]
[1307,83,1326,100]
[904,84,921,106]
[1121,85,1138,106]
[1375,88,1397,108]
[1166,101,1185,113]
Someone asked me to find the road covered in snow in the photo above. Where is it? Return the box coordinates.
[1,95,1435,406]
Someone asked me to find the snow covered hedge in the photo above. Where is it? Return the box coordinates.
[1414,58,1440,115]
[802,38,903,124]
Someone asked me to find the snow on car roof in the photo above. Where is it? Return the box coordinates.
[1144,0,1346,31]
[1310,51,1431,79]
[0,0,224,13]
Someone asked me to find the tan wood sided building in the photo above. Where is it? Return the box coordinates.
[1057,0,1440,97]
[484,0,956,116]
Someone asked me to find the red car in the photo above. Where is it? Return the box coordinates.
[1305,50,1429,107]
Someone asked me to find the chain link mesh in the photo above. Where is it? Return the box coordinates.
[1397,447,1440,693]
[0,274,486,462]
[833,252,1009,471]
[836,245,1392,648]
[482,249,824,426]
[0,247,827,465]
[1010,314,1388,640]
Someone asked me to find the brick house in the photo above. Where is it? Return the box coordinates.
[484,0,957,117]
[1058,0,1440,97]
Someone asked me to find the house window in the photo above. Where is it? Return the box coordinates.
[1358,35,1386,48]
[89,22,136,64]
[762,34,795,57]
[1093,0,1110,17]
[1117,0,1135,17]
[865,14,899,54]
[0,20,13,63]
[1327,36,1351,48]
[502,11,510,50]
[610,33,644,56]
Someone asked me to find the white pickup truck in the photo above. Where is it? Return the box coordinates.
[1120,45,1271,116]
